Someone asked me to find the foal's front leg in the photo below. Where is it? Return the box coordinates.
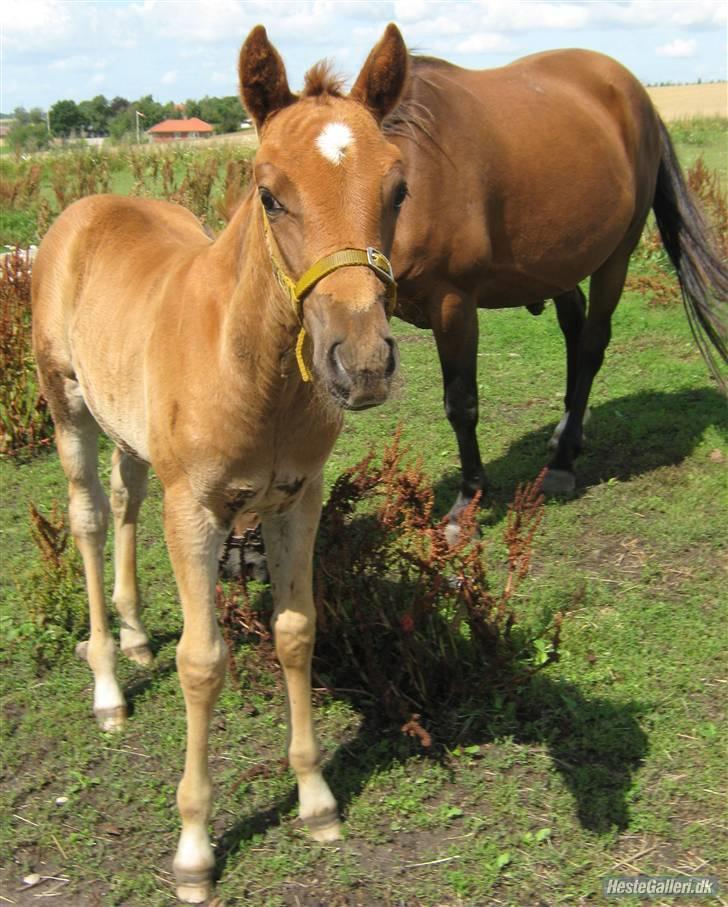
[262,475,341,841]
[164,488,228,904]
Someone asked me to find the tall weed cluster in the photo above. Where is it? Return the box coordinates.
[0,250,53,455]
[218,434,563,744]
[4,503,87,668]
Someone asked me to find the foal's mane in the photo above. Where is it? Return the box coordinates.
[302,60,346,98]
[298,55,439,145]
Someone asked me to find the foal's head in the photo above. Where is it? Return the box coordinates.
[240,25,409,410]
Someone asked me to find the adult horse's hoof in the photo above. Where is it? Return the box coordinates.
[542,468,576,497]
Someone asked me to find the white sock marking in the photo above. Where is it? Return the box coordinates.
[316,122,354,165]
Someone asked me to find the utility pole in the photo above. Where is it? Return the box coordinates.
[135,110,145,144]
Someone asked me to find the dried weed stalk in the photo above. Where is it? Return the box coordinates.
[218,431,561,745]
[0,249,53,455]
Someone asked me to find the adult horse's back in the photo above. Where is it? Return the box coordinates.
[389,49,727,512]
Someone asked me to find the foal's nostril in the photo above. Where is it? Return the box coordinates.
[329,342,348,382]
[384,337,398,378]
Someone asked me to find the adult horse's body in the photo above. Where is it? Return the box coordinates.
[32,25,409,903]
[388,50,727,512]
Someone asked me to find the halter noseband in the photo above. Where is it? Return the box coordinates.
[262,211,397,382]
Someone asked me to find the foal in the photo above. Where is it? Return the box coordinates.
[32,25,409,903]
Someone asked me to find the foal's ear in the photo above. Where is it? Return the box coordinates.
[239,25,296,130]
[350,23,409,122]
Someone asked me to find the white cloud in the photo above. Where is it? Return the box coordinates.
[456,33,514,54]
[48,54,109,72]
[394,0,432,23]
[656,38,698,58]
[161,70,178,85]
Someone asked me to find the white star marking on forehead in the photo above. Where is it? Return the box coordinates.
[315,122,354,165]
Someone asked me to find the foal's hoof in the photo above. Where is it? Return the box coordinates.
[542,468,576,497]
[176,874,213,904]
[122,644,154,667]
[94,704,127,733]
[307,811,342,843]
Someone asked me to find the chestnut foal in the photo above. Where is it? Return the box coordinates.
[32,25,409,903]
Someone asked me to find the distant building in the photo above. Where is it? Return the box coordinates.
[147,117,214,143]
[0,118,16,146]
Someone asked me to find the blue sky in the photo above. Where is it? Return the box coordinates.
[2,0,726,113]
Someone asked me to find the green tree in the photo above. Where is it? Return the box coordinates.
[6,121,51,153]
[110,96,130,115]
[78,95,111,134]
[184,99,202,119]
[49,99,82,137]
[198,95,244,134]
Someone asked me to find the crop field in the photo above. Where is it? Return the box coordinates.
[0,116,726,906]
[646,82,727,121]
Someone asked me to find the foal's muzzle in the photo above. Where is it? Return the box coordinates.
[328,332,399,410]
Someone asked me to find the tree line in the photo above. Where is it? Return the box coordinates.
[5,94,247,152]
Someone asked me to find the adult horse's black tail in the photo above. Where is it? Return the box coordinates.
[652,118,728,391]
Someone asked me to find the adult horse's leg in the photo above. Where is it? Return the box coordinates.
[110,447,153,665]
[549,287,588,449]
[164,488,227,904]
[54,401,126,731]
[262,475,341,841]
[544,249,632,495]
[432,291,486,522]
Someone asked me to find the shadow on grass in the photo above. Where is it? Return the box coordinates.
[217,676,648,875]
[214,654,649,877]
[434,386,728,521]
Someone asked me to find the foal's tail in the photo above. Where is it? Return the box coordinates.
[652,118,728,390]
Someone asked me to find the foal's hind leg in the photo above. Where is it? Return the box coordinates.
[111,447,153,665]
[549,287,588,449]
[54,401,126,731]
[544,249,631,495]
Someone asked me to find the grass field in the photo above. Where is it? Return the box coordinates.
[0,120,726,906]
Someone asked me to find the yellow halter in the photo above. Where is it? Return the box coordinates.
[261,212,397,382]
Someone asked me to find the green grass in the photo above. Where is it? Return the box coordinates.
[1,120,726,905]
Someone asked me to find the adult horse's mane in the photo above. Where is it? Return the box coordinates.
[383,54,444,144]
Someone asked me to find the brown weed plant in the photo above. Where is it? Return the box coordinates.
[217,433,561,745]
[0,161,42,212]
[633,155,727,306]
[25,502,87,667]
[0,250,53,455]
[49,151,112,211]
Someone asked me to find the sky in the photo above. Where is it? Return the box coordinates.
[1,0,727,114]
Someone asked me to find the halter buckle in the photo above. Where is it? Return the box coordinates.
[367,247,394,284]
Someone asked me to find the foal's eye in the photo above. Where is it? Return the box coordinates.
[393,182,409,211]
[259,188,285,217]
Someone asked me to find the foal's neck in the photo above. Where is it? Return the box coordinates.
[202,193,324,417]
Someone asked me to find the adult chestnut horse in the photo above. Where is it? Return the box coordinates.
[387,51,727,514]
[32,25,409,903]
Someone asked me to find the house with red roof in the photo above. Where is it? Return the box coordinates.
[147,117,214,143]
